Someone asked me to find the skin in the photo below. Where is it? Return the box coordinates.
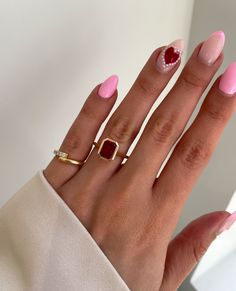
[44,42,236,290]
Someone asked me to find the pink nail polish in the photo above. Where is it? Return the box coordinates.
[217,211,236,235]
[156,39,184,73]
[98,75,119,98]
[219,62,236,95]
[198,31,225,65]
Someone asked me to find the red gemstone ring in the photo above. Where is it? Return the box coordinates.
[93,138,129,161]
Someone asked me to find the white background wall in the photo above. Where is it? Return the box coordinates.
[0,0,194,206]
[6,0,236,290]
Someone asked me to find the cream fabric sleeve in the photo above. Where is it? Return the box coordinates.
[0,171,130,291]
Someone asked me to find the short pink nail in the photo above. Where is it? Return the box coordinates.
[219,62,236,95]
[156,39,184,73]
[198,31,225,65]
[98,75,119,98]
[217,211,236,235]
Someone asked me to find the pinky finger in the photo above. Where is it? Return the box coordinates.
[43,75,118,189]
[160,211,236,291]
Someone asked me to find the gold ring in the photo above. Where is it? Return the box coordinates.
[53,150,85,166]
[93,138,129,161]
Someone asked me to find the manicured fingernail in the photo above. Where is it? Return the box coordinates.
[98,75,119,98]
[219,62,236,95]
[156,39,184,73]
[198,31,225,65]
[217,211,236,235]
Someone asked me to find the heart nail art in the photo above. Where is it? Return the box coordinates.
[156,39,184,73]
[164,47,181,65]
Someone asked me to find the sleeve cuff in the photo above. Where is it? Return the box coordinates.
[0,170,130,291]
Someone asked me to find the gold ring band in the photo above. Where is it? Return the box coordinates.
[58,156,85,165]
[54,150,85,166]
[54,137,128,165]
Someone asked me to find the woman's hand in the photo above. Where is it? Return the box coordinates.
[44,31,236,290]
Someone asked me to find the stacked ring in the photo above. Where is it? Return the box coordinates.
[53,150,86,166]
[54,138,128,166]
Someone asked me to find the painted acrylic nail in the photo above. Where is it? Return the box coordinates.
[198,31,225,65]
[217,211,236,235]
[98,74,119,98]
[156,39,184,73]
[219,62,236,95]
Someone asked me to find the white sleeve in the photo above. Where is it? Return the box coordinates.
[0,171,130,291]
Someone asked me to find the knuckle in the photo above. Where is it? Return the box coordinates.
[148,114,177,144]
[80,103,95,120]
[62,131,82,152]
[203,101,229,123]
[108,116,137,143]
[136,74,160,96]
[178,139,212,169]
[180,69,206,90]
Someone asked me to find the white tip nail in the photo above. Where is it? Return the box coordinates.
[169,39,185,52]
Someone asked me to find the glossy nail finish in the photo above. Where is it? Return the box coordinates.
[156,39,184,73]
[219,62,236,95]
[217,211,236,235]
[198,31,225,65]
[98,75,119,98]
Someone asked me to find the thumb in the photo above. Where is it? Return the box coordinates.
[161,211,236,291]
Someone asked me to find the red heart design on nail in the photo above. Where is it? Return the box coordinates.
[164,47,180,64]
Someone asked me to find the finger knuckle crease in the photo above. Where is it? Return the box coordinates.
[108,117,136,143]
[137,75,159,96]
[149,115,176,144]
[204,103,228,123]
[179,140,211,169]
[80,104,96,120]
[63,132,82,152]
[180,70,205,90]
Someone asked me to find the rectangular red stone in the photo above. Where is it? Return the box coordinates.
[98,139,118,160]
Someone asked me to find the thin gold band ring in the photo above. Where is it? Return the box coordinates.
[53,150,85,166]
